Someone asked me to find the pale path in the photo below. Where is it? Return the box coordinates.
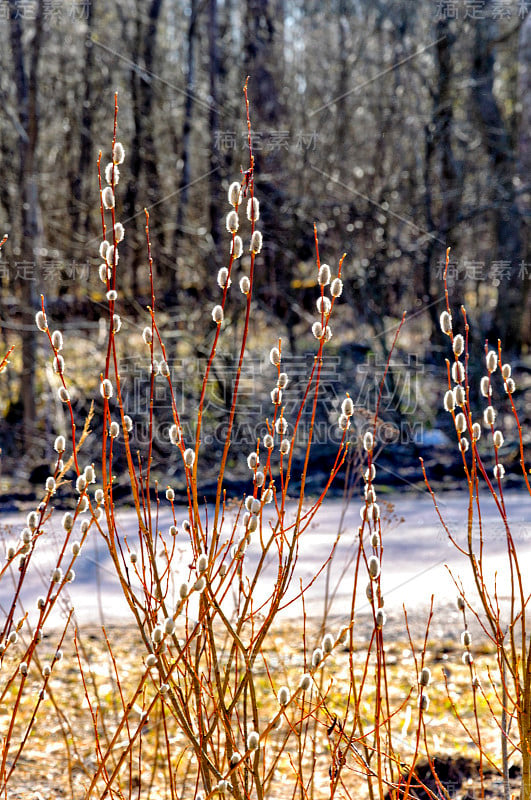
[1,490,529,635]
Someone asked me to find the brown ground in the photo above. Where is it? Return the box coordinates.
[0,610,522,799]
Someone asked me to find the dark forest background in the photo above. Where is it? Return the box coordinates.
[0,0,529,489]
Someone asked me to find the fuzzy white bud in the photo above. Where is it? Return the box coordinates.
[99,263,110,284]
[247,730,259,751]
[338,413,350,431]
[228,182,242,206]
[480,376,491,398]
[217,267,230,288]
[58,386,70,403]
[299,673,311,691]
[142,327,153,345]
[493,430,504,448]
[440,310,452,335]
[62,513,74,532]
[52,567,63,583]
[21,528,32,543]
[212,305,224,324]
[101,379,113,399]
[270,347,281,366]
[247,452,259,470]
[105,162,119,185]
[84,465,95,484]
[35,310,48,331]
[51,330,63,352]
[226,210,239,233]
[316,296,331,314]
[455,413,467,433]
[183,448,195,468]
[312,321,323,340]
[454,385,465,407]
[247,197,260,222]
[271,387,282,405]
[363,431,374,452]
[318,264,331,286]
[113,142,125,164]
[330,277,343,298]
[420,667,431,687]
[452,334,464,356]
[54,435,65,453]
[27,511,38,530]
[264,434,274,449]
[275,417,288,435]
[493,464,505,480]
[368,555,380,579]
[452,361,465,383]
[278,685,290,705]
[169,424,181,445]
[231,235,243,259]
[152,626,163,645]
[164,617,175,635]
[263,487,274,504]
[250,230,263,254]
[375,607,386,628]
[280,439,290,456]
[247,514,258,533]
[53,354,64,375]
[443,390,455,412]
[102,186,115,210]
[197,553,208,573]
[341,397,354,417]
[486,350,498,373]
[483,406,496,426]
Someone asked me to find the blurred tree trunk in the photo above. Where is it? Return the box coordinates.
[208,0,222,260]
[423,18,463,346]
[172,0,198,295]
[244,0,297,352]
[517,13,531,347]
[8,0,44,452]
[71,0,95,241]
[123,0,163,297]
[471,13,524,351]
